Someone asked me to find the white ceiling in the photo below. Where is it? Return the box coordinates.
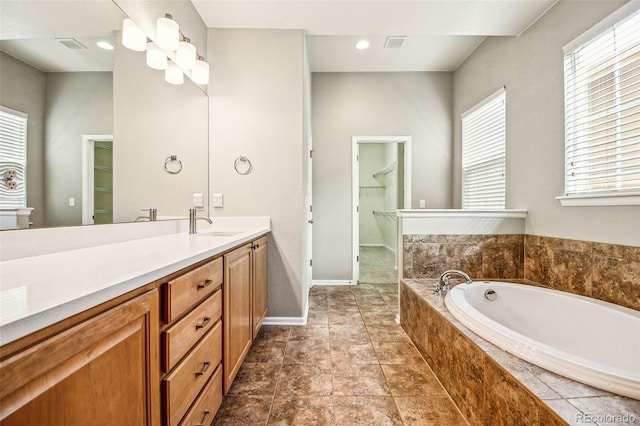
[0,0,557,73]
[192,0,558,72]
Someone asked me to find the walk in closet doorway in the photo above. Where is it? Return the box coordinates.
[352,136,412,284]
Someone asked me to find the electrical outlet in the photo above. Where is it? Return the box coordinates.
[69,197,75,207]
[212,193,224,208]
[419,199,426,208]
[193,192,204,208]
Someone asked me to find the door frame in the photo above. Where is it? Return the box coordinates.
[352,136,412,284]
[82,134,113,225]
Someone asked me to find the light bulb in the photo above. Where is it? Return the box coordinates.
[191,58,210,85]
[146,42,167,70]
[156,14,179,51]
[176,39,197,69]
[165,61,184,85]
[122,18,147,51]
[355,40,370,50]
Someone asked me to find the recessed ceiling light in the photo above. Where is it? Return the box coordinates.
[355,40,370,50]
[97,41,114,51]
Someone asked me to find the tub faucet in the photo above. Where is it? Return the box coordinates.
[434,269,473,295]
[189,208,212,234]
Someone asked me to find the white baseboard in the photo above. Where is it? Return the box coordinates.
[359,243,397,255]
[312,280,356,286]
[263,316,307,326]
[263,299,309,326]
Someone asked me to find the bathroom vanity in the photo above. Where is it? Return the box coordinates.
[0,219,270,425]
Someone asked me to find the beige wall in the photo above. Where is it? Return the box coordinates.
[312,72,453,280]
[0,52,46,227]
[452,0,639,246]
[208,28,307,318]
[44,72,112,226]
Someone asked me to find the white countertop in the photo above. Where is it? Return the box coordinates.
[0,219,270,345]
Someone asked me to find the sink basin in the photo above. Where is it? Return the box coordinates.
[197,230,243,237]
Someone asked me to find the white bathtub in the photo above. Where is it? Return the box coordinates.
[444,281,640,400]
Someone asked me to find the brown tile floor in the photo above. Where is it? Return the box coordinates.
[212,284,468,425]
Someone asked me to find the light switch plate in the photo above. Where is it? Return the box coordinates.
[69,197,75,207]
[193,192,204,208]
[212,193,224,208]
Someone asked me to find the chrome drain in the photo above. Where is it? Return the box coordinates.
[484,289,497,301]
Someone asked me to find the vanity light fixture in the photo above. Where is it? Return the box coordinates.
[121,14,210,86]
[156,14,180,51]
[122,18,147,51]
[355,39,370,50]
[191,55,210,85]
[165,60,184,85]
[175,37,197,70]
[146,41,168,70]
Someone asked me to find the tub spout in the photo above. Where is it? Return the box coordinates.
[435,270,473,294]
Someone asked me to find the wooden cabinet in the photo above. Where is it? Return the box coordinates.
[0,232,268,426]
[0,289,160,426]
[222,236,269,393]
[161,257,223,426]
[251,235,268,339]
[223,243,253,393]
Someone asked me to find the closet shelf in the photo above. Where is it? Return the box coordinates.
[373,161,396,178]
[373,210,397,221]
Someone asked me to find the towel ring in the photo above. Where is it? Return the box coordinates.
[234,156,253,175]
[164,155,182,174]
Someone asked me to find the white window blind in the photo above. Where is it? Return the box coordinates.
[462,88,506,210]
[0,106,28,208]
[563,7,640,200]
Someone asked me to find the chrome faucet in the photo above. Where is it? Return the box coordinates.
[189,208,212,234]
[134,208,157,222]
[434,269,473,295]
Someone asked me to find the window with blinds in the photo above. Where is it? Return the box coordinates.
[0,106,28,208]
[461,88,506,210]
[562,7,640,203]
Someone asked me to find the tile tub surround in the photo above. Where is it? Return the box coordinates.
[525,235,640,311]
[403,234,525,280]
[402,234,639,311]
[400,279,640,426]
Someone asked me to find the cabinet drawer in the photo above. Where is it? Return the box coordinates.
[179,366,222,426]
[166,257,222,322]
[163,321,221,426]
[163,290,221,371]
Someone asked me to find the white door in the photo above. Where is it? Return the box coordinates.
[306,137,313,291]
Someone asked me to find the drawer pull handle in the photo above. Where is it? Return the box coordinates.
[195,361,211,377]
[196,409,212,426]
[195,317,211,330]
[197,279,213,289]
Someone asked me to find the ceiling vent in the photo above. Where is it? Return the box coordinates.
[56,38,87,50]
[384,36,406,49]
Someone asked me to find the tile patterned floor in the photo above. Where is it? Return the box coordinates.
[359,246,397,284]
[212,284,468,425]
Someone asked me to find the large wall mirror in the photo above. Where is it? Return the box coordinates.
[0,0,209,230]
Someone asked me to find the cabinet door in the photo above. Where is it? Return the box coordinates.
[252,236,268,339]
[223,244,252,394]
[0,290,160,426]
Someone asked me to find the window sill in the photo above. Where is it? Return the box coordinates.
[556,192,640,207]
